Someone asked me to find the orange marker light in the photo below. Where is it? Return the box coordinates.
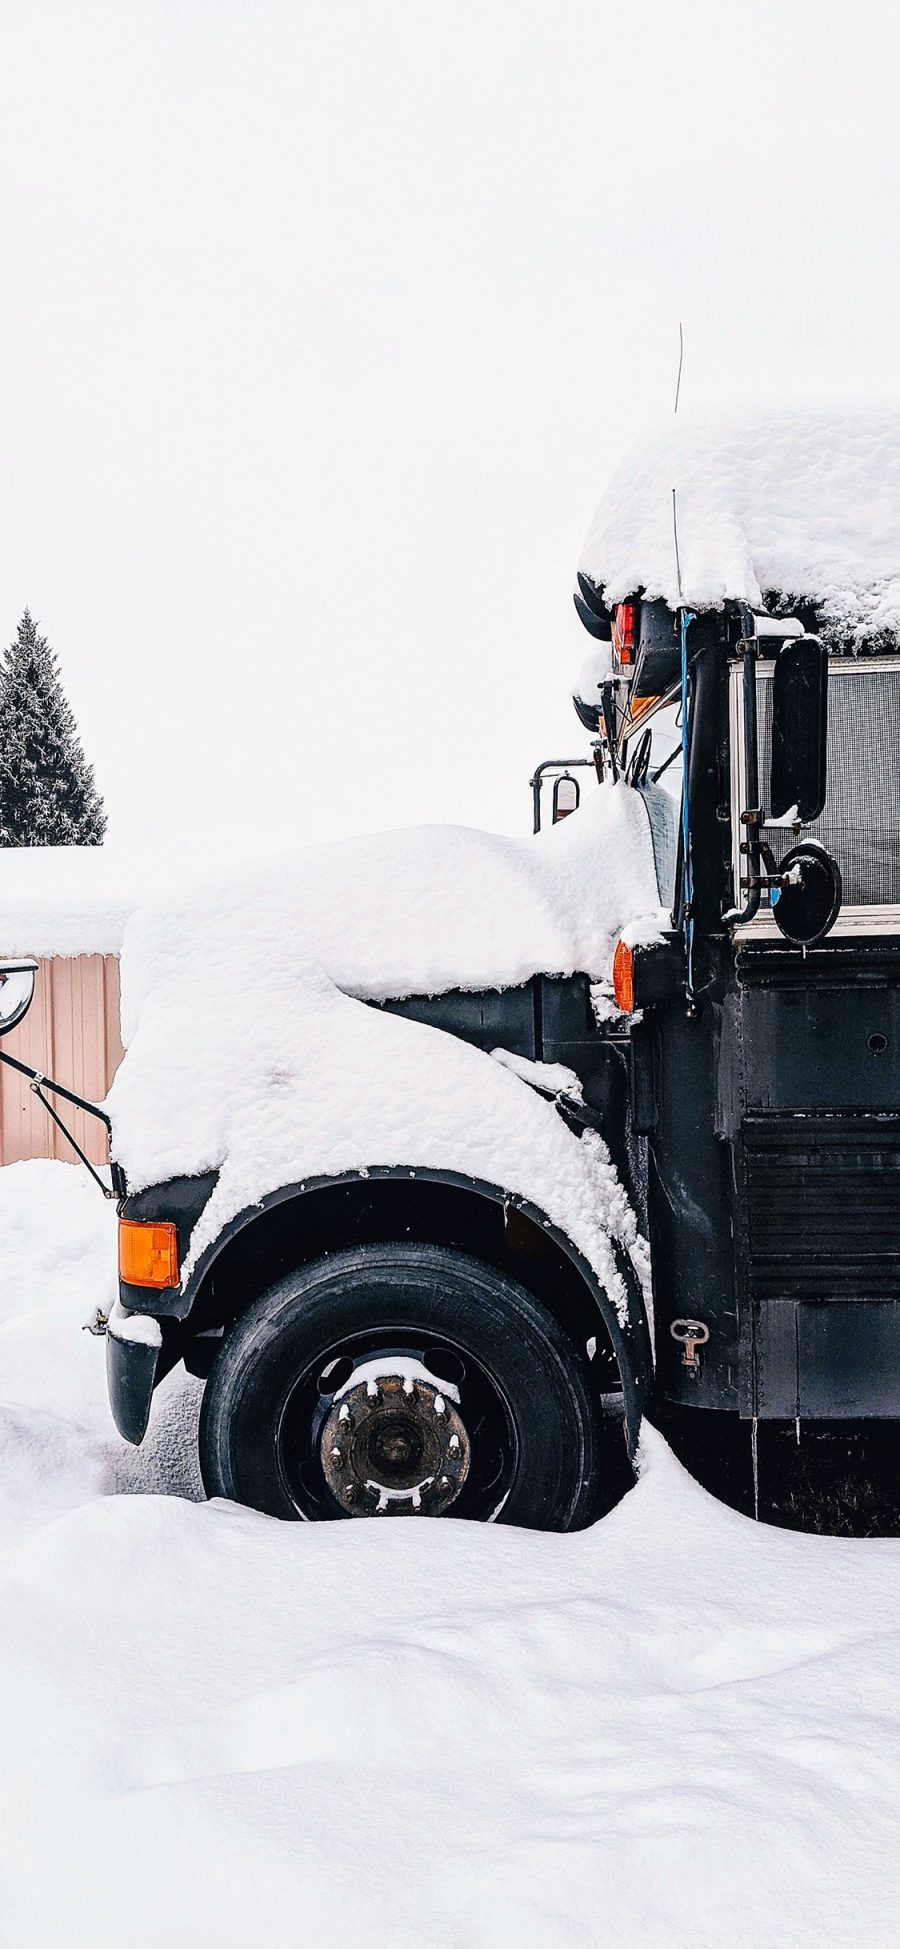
[118,1219,180,1290]
[627,693,659,727]
[613,938,635,1014]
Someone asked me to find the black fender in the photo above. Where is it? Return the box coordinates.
[114,1165,653,1455]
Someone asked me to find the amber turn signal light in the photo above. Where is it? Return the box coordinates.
[612,938,635,1013]
[118,1219,180,1290]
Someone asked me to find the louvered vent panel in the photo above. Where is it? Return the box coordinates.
[756,664,900,906]
[744,1115,900,1302]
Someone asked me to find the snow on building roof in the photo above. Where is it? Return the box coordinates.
[580,403,900,644]
[0,836,274,958]
[0,846,143,957]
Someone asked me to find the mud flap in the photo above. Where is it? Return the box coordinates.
[107,1329,160,1445]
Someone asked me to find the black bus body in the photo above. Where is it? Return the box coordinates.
[7,587,894,1528]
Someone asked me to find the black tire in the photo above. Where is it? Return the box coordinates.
[198,1242,607,1530]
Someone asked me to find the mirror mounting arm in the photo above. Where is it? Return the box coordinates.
[742,840,801,896]
[0,1047,125,1202]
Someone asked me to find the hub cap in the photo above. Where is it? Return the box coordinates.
[319,1361,472,1515]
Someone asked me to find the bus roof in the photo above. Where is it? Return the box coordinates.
[579,404,900,647]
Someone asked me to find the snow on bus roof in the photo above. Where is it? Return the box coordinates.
[580,403,900,643]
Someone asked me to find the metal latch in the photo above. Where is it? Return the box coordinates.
[670,1318,710,1373]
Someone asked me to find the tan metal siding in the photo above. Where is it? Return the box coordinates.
[0,955,123,1166]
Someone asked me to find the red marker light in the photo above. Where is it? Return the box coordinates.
[612,601,638,667]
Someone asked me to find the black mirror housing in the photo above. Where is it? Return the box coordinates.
[771,841,842,946]
[552,773,580,822]
[572,692,602,733]
[769,635,829,822]
[0,959,37,1037]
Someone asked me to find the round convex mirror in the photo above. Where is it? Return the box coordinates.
[771,843,842,946]
[0,960,37,1036]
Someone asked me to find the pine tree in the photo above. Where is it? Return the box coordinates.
[0,610,107,846]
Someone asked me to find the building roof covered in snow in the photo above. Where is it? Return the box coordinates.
[579,404,900,646]
[0,846,143,957]
[0,837,274,958]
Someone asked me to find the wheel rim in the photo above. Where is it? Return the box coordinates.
[275,1329,519,1520]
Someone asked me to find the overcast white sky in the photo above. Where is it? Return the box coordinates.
[1,0,898,855]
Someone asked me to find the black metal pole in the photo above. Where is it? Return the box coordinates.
[528,758,597,834]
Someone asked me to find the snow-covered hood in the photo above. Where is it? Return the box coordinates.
[580,403,900,645]
[117,783,660,1034]
[108,786,662,1295]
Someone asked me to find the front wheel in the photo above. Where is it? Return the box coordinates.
[198,1243,610,1530]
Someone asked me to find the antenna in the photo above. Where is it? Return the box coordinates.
[673,324,685,603]
[672,488,684,607]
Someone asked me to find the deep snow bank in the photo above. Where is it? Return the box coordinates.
[581,404,900,643]
[108,787,662,1295]
[1,1165,899,1949]
[0,1161,203,1537]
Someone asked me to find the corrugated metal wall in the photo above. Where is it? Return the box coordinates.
[0,955,123,1166]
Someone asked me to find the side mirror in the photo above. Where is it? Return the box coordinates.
[771,842,842,946]
[552,774,580,822]
[0,959,37,1036]
[769,635,828,822]
[572,692,602,733]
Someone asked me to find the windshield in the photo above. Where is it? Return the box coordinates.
[633,704,682,909]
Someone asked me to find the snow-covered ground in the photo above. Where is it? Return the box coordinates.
[2,1161,899,1948]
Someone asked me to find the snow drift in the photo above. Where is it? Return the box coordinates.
[1,1164,899,1949]
[580,403,900,644]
